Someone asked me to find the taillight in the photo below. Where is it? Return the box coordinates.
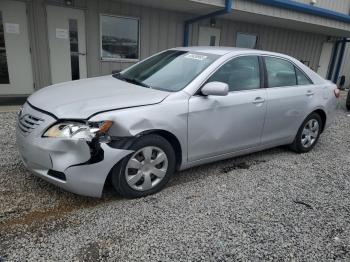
[334,88,340,98]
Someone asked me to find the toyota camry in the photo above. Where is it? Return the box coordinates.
[16,47,339,198]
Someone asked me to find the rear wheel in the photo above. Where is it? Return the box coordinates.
[346,90,350,110]
[289,113,322,153]
[111,134,176,198]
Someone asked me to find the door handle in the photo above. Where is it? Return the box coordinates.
[78,52,86,56]
[306,90,314,96]
[253,97,265,104]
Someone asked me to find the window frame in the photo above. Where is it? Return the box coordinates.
[99,14,140,62]
[235,32,259,49]
[195,54,265,95]
[261,55,313,88]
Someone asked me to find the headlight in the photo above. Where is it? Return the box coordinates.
[43,121,113,141]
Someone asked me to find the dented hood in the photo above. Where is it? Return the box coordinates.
[27,75,170,119]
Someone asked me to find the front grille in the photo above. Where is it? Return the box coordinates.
[18,114,44,135]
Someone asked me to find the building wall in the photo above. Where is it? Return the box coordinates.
[26,0,328,89]
[85,0,189,77]
[189,18,327,71]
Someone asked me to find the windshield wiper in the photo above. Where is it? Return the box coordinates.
[114,73,151,88]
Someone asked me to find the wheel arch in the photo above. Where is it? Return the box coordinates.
[312,108,327,133]
[139,129,183,170]
[103,129,183,191]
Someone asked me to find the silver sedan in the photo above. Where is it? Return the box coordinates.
[16,47,339,198]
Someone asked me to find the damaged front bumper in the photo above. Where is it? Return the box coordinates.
[16,103,133,197]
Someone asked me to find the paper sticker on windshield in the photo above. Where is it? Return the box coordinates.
[185,54,207,61]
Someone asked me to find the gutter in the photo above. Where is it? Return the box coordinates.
[183,0,233,46]
[252,0,350,24]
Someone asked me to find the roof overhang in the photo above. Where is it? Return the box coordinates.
[117,0,350,37]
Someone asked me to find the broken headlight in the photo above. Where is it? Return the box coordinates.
[43,121,113,141]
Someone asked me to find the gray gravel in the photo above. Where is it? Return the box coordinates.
[0,96,350,261]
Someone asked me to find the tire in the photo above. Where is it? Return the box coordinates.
[346,90,350,110]
[289,113,322,153]
[111,134,176,198]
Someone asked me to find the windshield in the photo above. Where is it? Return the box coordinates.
[114,50,219,92]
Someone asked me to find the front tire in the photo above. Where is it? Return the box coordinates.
[346,90,350,110]
[289,113,322,153]
[111,134,176,198]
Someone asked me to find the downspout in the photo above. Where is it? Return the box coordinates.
[183,0,233,46]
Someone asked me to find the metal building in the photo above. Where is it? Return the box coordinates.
[1,0,350,103]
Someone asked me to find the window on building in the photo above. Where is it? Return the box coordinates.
[265,57,297,87]
[295,67,313,85]
[208,56,260,92]
[100,15,139,61]
[236,32,258,49]
[0,12,9,84]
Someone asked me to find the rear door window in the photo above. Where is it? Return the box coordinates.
[265,57,297,88]
[295,67,313,85]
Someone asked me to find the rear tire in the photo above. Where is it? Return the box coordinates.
[111,134,176,198]
[346,90,350,110]
[289,113,322,153]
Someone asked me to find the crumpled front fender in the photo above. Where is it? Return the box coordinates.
[62,144,133,197]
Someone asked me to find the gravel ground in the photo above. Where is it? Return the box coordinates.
[0,95,349,261]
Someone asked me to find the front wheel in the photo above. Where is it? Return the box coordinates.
[111,134,176,198]
[346,90,350,110]
[289,113,322,153]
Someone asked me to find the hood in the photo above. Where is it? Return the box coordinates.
[28,75,170,119]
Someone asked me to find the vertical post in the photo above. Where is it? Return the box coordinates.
[327,41,339,80]
[183,23,190,47]
[333,38,347,83]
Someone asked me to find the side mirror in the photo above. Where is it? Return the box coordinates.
[201,82,229,96]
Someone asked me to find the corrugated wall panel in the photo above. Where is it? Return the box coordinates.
[190,18,326,71]
[27,0,52,88]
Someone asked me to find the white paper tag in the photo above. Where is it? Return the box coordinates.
[5,23,20,34]
[55,28,68,39]
[185,54,208,61]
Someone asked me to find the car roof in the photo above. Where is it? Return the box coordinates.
[172,46,289,58]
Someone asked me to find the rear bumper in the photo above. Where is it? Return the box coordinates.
[324,96,338,130]
[16,103,133,197]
